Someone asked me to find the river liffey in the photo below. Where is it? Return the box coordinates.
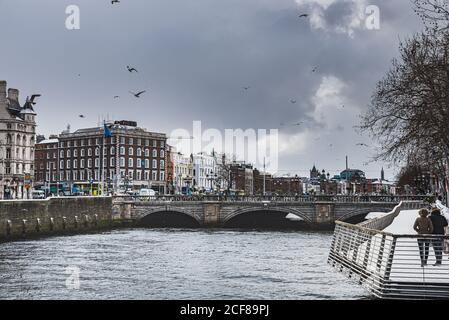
[0,229,369,300]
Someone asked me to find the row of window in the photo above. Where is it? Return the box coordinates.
[42,170,165,182]
[5,134,34,146]
[52,147,165,159]
[42,158,165,170]
[58,137,165,148]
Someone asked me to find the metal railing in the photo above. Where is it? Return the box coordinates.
[329,201,449,299]
[113,194,427,203]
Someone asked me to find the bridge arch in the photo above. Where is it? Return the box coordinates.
[337,207,394,224]
[223,206,313,228]
[137,208,202,228]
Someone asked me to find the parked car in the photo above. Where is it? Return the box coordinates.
[139,188,156,196]
[32,190,46,199]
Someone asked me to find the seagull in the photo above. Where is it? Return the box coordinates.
[79,115,85,118]
[126,66,138,73]
[242,86,251,91]
[356,143,369,147]
[312,66,318,73]
[298,14,309,18]
[111,0,120,4]
[129,90,146,98]
[290,99,297,104]
[113,96,120,99]
[26,95,41,105]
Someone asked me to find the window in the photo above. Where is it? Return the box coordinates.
[110,146,115,155]
[129,138,133,145]
[160,150,165,158]
[73,149,78,157]
[95,148,100,156]
[152,149,157,157]
[128,147,133,156]
[80,171,85,181]
[145,171,149,180]
[137,148,142,156]
[145,139,149,146]
[73,159,78,169]
[81,149,85,157]
[80,159,85,168]
[153,140,157,147]
[137,139,142,146]
[161,141,165,148]
[67,150,71,158]
[137,159,142,168]
[137,171,142,181]
[160,160,165,168]
[145,159,149,169]
[67,160,71,169]
[60,150,64,158]
[160,172,165,182]
[88,159,92,168]
[120,157,125,167]
[110,157,115,167]
[47,152,50,159]
[128,171,134,179]
[60,160,64,169]
[73,171,78,181]
[145,149,149,157]
[152,160,157,169]
[120,147,125,155]
[67,141,71,148]
[73,140,77,147]
[88,149,92,156]
[81,140,85,146]
[120,137,125,144]
[152,171,157,181]
[128,158,133,167]
[95,138,99,145]
[95,158,99,168]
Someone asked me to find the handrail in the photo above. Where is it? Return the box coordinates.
[329,201,449,300]
[113,194,428,203]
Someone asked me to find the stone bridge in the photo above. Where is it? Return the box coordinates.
[113,196,423,229]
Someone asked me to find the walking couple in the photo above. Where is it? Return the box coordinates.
[413,208,448,267]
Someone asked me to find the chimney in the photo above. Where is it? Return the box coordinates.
[0,81,6,104]
[346,156,349,171]
[7,88,19,101]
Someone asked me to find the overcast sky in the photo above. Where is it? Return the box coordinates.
[0,0,423,180]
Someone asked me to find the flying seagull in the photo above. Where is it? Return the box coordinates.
[111,0,120,4]
[298,14,309,18]
[129,90,146,98]
[113,96,120,99]
[26,94,41,105]
[242,86,251,91]
[312,66,318,73]
[356,143,369,147]
[290,99,297,104]
[127,66,138,73]
[79,115,85,118]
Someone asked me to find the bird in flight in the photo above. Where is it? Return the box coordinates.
[356,143,369,147]
[114,96,120,99]
[290,99,297,104]
[111,0,120,4]
[312,66,318,73]
[26,94,41,106]
[127,66,138,73]
[79,115,85,118]
[298,14,309,18]
[242,86,251,91]
[129,90,146,98]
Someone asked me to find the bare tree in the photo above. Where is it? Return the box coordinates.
[414,0,449,32]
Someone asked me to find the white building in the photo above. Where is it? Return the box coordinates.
[192,152,217,192]
[172,150,193,194]
[0,81,37,199]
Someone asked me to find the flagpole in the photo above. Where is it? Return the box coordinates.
[101,120,106,196]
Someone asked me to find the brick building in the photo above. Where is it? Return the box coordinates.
[35,121,167,195]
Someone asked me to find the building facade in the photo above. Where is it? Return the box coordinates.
[173,151,194,195]
[192,152,217,193]
[0,81,37,199]
[35,121,167,195]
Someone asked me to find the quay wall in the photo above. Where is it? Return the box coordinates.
[0,197,122,241]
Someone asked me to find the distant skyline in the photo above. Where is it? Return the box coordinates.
[0,0,424,180]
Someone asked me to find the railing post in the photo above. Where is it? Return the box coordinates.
[376,234,386,272]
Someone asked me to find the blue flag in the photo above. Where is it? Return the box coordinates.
[104,123,112,138]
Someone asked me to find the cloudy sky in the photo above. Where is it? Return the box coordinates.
[0,0,423,180]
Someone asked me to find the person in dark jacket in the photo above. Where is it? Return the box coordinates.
[429,208,448,266]
[414,209,433,267]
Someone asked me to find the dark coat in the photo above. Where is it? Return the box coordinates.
[429,213,448,235]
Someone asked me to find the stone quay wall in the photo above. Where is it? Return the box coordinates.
[0,197,122,242]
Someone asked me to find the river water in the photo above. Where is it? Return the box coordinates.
[0,229,368,300]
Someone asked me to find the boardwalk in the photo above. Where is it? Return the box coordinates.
[328,201,449,299]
